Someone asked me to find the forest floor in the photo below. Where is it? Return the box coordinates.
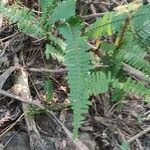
[0,0,150,150]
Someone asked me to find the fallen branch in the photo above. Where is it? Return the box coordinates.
[28,63,150,85]
[0,113,24,138]
[123,63,150,84]
[12,54,46,150]
[0,66,17,89]
[27,67,66,73]
[0,89,43,107]
[81,13,104,20]
[127,126,150,144]
[88,0,97,14]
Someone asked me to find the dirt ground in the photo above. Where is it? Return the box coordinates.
[0,0,150,150]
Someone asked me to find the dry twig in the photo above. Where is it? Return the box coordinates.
[81,13,104,20]
[127,126,150,144]
[0,114,24,138]
[12,53,46,150]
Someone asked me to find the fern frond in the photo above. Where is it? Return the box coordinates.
[112,77,150,101]
[40,0,60,24]
[46,33,66,61]
[0,3,44,38]
[123,50,150,75]
[85,4,150,40]
[85,11,128,39]
[116,32,150,75]
[111,88,125,102]
[58,17,91,138]
[48,33,66,51]
[134,24,150,49]
[46,0,76,27]
[85,12,117,39]
[121,78,150,97]
[44,79,53,102]
[45,44,64,62]
[40,0,59,14]
[86,71,150,102]
[132,4,150,29]
[131,4,150,49]
[100,31,150,75]
[86,71,111,96]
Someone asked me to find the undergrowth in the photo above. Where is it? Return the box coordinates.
[0,0,150,138]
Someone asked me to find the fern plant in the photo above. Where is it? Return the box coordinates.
[84,2,150,102]
[0,0,150,138]
[0,0,76,61]
[57,2,150,136]
[58,17,91,137]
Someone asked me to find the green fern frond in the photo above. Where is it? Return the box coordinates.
[0,3,44,38]
[131,4,150,49]
[86,71,150,102]
[100,30,150,75]
[111,88,125,102]
[112,77,150,101]
[46,0,76,27]
[45,44,64,62]
[40,0,59,15]
[85,12,115,38]
[124,51,150,75]
[116,32,150,75]
[86,71,111,96]
[132,4,150,29]
[85,4,150,40]
[134,24,150,49]
[48,33,66,51]
[44,79,53,102]
[122,78,150,97]
[40,0,60,24]
[116,46,150,75]
[58,17,91,138]
[46,33,66,61]
[85,11,128,39]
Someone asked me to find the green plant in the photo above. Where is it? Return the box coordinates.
[0,0,76,61]
[120,142,130,150]
[44,79,53,102]
[0,0,150,138]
